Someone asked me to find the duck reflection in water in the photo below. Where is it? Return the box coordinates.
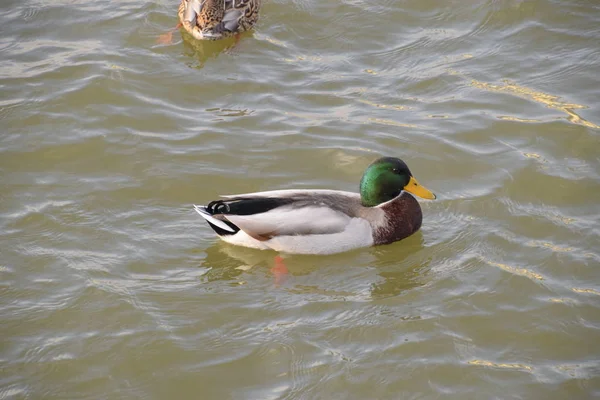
[199,234,429,298]
[157,28,249,70]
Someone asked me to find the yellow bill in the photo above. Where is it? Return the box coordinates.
[404,176,436,200]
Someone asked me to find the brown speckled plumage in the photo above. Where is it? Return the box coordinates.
[178,0,261,41]
[373,192,423,245]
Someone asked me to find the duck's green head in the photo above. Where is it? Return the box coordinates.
[359,157,436,207]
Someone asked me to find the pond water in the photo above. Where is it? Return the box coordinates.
[1,0,599,398]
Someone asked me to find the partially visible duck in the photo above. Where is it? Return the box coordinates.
[179,0,261,40]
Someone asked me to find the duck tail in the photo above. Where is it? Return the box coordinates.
[193,204,239,235]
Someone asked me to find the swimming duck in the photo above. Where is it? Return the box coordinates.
[178,0,261,40]
[194,157,436,255]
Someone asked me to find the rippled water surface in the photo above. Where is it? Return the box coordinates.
[2,0,600,398]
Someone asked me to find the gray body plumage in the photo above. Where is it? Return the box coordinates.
[193,189,417,255]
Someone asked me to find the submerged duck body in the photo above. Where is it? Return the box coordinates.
[178,0,261,40]
[194,157,436,255]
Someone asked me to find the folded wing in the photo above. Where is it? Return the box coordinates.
[207,190,360,240]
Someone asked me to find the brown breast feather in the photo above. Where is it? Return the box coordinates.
[373,192,423,245]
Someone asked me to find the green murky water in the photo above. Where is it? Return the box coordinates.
[2,0,599,398]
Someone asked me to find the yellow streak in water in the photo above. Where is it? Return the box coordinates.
[498,115,541,123]
[493,139,547,163]
[109,64,128,70]
[572,288,600,296]
[357,99,411,111]
[486,260,544,281]
[468,359,533,371]
[527,241,573,252]
[471,79,600,129]
[262,36,286,47]
[367,117,419,128]
[427,114,449,119]
[524,152,542,159]
[549,215,575,225]
[283,55,323,63]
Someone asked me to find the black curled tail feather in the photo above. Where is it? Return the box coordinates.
[207,200,231,214]
[194,204,239,236]
[206,197,294,216]
[206,219,239,236]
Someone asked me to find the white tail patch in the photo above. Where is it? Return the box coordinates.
[193,205,236,233]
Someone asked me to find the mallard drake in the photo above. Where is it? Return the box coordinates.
[178,0,261,40]
[194,157,436,255]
